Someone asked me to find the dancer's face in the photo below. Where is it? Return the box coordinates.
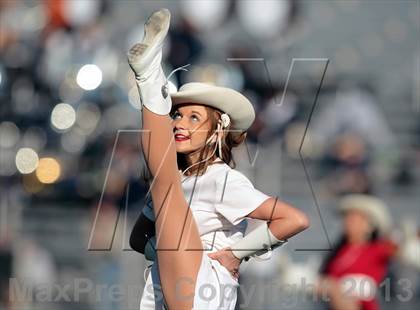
[343,209,372,243]
[171,104,213,154]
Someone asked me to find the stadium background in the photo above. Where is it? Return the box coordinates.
[0,1,419,309]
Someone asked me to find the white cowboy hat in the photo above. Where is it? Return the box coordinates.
[339,194,392,235]
[170,82,256,131]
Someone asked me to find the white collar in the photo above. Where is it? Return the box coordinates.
[179,158,225,181]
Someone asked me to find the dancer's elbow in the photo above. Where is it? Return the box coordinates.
[293,210,310,232]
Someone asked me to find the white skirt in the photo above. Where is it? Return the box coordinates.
[139,254,239,309]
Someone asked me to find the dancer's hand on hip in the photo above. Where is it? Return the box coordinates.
[207,247,241,279]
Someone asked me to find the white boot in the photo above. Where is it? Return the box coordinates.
[127,8,172,115]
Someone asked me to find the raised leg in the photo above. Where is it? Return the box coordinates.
[128,9,203,309]
[141,111,203,309]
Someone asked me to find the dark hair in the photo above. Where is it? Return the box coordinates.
[319,228,379,275]
[140,104,247,184]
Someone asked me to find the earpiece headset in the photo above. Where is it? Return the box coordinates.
[181,113,231,176]
[205,113,230,144]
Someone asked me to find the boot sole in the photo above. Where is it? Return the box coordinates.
[128,9,170,65]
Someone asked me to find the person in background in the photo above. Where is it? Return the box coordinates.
[315,194,398,310]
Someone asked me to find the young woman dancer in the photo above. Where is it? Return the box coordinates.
[127,8,310,309]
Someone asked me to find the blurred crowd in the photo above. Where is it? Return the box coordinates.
[0,1,419,310]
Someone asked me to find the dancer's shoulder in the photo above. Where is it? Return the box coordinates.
[212,166,255,189]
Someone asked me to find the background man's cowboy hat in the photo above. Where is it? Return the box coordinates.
[171,82,256,131]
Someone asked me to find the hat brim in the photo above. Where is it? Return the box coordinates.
[170,84,255,131]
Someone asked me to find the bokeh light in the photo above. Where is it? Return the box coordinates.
[59,77,83,104]
[61,130,86,154]
[15,147,39,174]
[76,64,103,90]
[51,103,76,131]
[62,0,100,27]
[237,0,291,39]
[22,4,47,33]
[0,122,20,148]
[76,102,101,135]
[180,0,229,31]
[22,173,45,194]
[22,127,47,151]
[0,149,17,176]
[36,158,61,184]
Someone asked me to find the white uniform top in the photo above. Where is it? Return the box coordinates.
[142,160,271,252]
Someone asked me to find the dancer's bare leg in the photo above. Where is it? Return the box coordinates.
[141,110,203,309]
[128,9,203,309]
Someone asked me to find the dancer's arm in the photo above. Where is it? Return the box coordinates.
[209,197,309,270]
[247,197,310,242]
[228,197,309,260]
